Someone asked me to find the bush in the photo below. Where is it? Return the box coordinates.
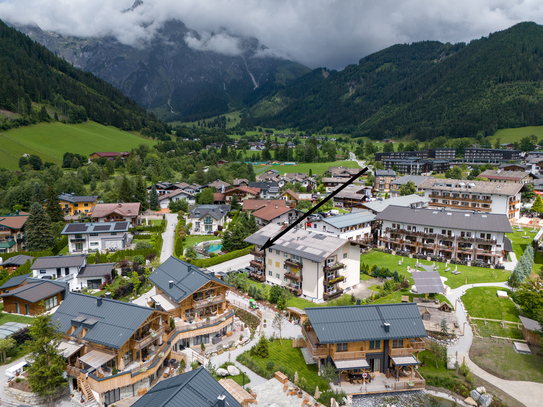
[269,285,284,304]
[135,240,153,250]
[133,255,145,264]
[250,335,269,358]
[188,246,252,267]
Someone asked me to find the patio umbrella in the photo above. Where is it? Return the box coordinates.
[331,398,339,407]
[294,371,298,384]
[314,386,320,399]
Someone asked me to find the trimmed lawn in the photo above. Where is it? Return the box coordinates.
[506,226,542,273]
[471,320,524,339]
[273,160,360,175]
[461,287,519,321]
[0,313,34,325]
[185,235,220,248]
[237,339,329,391]
[211,362,251,386]
[370,289,451,306]
[470,338,543,382]
[361,250,510,289]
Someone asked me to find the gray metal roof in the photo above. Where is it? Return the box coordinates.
[362,195,430,213]
[149,256,230,303]
[0,255,34,267]
[0,273,31,290]
[377,205,513,233]
[61,221,129,235]
[189,205,231,220]
[0,279,67,302]
[519,315,542,332]
[244,223,349,263]
[31,255,85,270]
[411,271,446,294]
[305,303,427,344]
[375,170,396,177]
[78,263,115,278]
[131,368,242,407]
[318,211,376,228]
[58,194,98,204]
[0,322,30,339]
[391,175,429,187]
[504,236,513,252]
[419,177,523,196]
[52,292,154,349]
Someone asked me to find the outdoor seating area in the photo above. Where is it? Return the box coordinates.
[331,370,426,395]
[252,375,321,407]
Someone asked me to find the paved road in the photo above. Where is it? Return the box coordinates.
[445,282,543,407]
[160,213,178,263]
[207,254,252,274]
[349,152,366,170]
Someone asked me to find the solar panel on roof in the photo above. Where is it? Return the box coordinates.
[93,225,111,231]
[65,224,87,233]
[114,222,128,230]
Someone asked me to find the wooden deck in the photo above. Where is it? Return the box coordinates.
[331,371,425,395]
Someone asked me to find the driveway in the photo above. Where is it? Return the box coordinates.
[160,213,178,262]
[207,254,252,274]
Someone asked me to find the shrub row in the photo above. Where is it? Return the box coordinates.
[0,250,53,262]
[188,246,253,268]
[51,236,68,255]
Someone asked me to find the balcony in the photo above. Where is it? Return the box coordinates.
[404,240,417,246]
[476,238,496,244]
[325,274,345,285]
[287,285,302,296]
[457,247,474,254]
[249,259,265,270]
[130,325,166,350]
[437,234,455,241]
[249,272,266,282]
[411,339,425,351]
[437,245,454,252]
[250,249,265,257]
[457,236,474,243]
[66,364,81,378]
[193,294,225,309]
[323,288,344,300]
[420,243,435,250]
[284,271,302,281]
[303,327,329,358]
[389,347,414,357]
[324,263,345,272]
[284,258,303,269]
[332,350,366,361]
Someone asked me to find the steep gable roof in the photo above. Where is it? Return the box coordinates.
[0,213,29,230]
[279,189,299,201]
[224,186,260,196]
[189,205,231,220]
[149,256,230,303]
[252,206,299,222]
[91,202,141,218]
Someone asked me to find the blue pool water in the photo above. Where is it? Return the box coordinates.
[206,244,223,252]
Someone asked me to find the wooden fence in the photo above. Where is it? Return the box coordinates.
[292,338,306,348]
[468,315,522,329]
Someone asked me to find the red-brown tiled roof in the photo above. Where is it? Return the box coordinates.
[252,205,296,222]
[0,214,29,230]
[280,189,299,201]
[242,199,286,212]
[224,186,260,196]
[90,203,141,218]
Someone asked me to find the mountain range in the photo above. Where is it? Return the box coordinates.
[14,19,310,122]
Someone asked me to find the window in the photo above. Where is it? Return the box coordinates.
[276,250,280,255]
[369,340,380,350]
[268,270,272,276]
[429,228,433,233]
[111,232,117,236]
[103,388,120,405]
[90,233,98,236]
[276,273,280,279]
[269,248,273,253]
[75,234,82,238]
[204,216,213,225]
[392,339,403,348]
[39,270,46,274]
[343,253,347,259]
[283,265,287,270]
[283,276,287,282]
[268,259,272,265]
[84,203,89,207]
[275,262,280,268]
[336,343,348,352]
[292,255,301,261]
[284,253,288,257]
[45,296,58,310]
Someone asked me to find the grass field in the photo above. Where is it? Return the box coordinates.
[259,160,360,175]
[361,250,510,289]
[492,126,543,144]
[461,287,519,321]
[0,312,34,325]
[0,121,156,170]
[184,235,220,248]
[506,226,542,273]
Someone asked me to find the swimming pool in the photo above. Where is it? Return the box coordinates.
[206,244,223,252]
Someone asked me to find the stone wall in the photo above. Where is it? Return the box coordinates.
[4,382,69,406]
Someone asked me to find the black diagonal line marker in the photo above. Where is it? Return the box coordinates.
[261,166,369,251]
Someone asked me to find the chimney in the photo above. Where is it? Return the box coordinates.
[97,298,103,307]
[275,205,278,209]
[118,203,122,207]
[217,395,226,407]
[384,322,390,333]
[169,280,174,289]
[105,292,111,299]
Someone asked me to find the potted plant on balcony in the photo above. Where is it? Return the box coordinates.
[263,319,267,328]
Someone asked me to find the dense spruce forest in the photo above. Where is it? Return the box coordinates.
[0,19,169,138]
[240,22,543,141]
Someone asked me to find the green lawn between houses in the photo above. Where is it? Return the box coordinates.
[506,226,543,273]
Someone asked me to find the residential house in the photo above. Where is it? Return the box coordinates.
[158,190,196,209]
[53,293,172,405]
[189,205,231,235]
[89,152,129,161]
[322,177,349,193]
[0,273,31,293]
[477,170,534,184]
[31,255,114,290]
[241,199,287,213]
[213,193,226,204]
[147,182,182,196]
[252,205,303,227]
[1,278,68,315]
[248,182,280,199]
[148,256,235,349]
[373,170,397,194]
[328,167,361,178]
[419,178,523,219]
[0,211,29,253]
[245,224,360,300]
[233,178,249,187]
[223,186,260,202]
[360,194,430,215]
[257,169,281,182]
[303,303,426,390]
[0,254,33,270]
[283,173,317,191]
[331,185,371,208]
[131,368,245,407]
[390,176,429,197]
[307,211,376,243]
[279,189,299,206]
[377,205,513,264]
[61,221,130,253]
[58,193,98,216]
[91,202,142,225]
[498,163,532,172]
[206,180,231,192]
[464,147,522,163]
[175,182,202,195]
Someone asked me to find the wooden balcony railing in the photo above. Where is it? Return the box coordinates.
[66,364,82,378]
[285,271,302,282]
[324,263,344,272]
[411,339,425,351]
[323,288,344,301]
[389,347,414,357]
[287,285,302,296]
[325,274,345,285]
[193,294,225,309]
[285,259,303,269]
[476,238,497,244]
[249,260,265,269]
[130,325,166,350]
[332,350,366,361]
[303,327,328,358]
[249,272,266,282]
[250,249,265,257]
[437,245,454,252]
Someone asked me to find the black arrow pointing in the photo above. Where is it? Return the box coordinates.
[261,166,369,251]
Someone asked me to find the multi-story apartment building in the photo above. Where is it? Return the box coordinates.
[382,158,450,175]
[245,224,360,301]
[374,148,456,162]
[478,170,534,184]
[306,211,376,243]
[303,303,427,392]
[373,170,396,194]
[463,147,522,163]
[58,193,98,216]
[419,178,523,220]
[377,205,513,264]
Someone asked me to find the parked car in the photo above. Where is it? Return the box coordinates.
[245,266,255,273]
[237,268,249,274]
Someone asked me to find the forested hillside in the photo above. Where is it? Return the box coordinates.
[241,22,543,141]
[0,19,169,138]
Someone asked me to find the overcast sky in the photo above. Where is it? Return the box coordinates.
[1,0,542,69]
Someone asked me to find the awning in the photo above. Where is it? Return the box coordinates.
[391,356,419,367]
[59,340,84,358]
[151,293,179,311]
[79,349,116,369]
[334,359,370,370]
